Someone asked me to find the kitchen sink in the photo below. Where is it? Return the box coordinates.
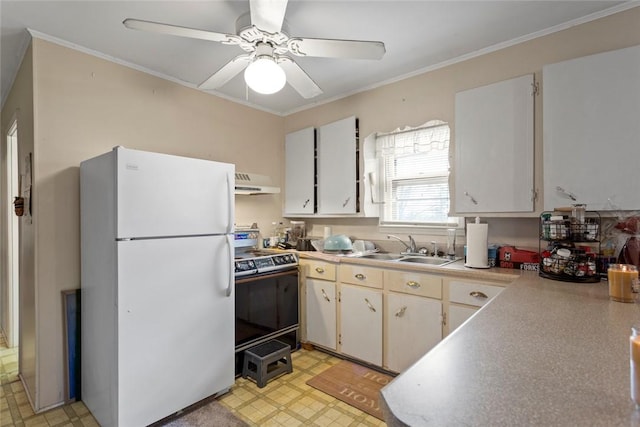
[396,256,458,266]
[358,253,405,260]
[356,252,460,266]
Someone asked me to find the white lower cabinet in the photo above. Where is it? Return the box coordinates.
[302,258,511,372]
[305,278,337,351]
[447,304,477,333]
[386,292,442,373]
[339,284,383,366]
[444,279,506,336]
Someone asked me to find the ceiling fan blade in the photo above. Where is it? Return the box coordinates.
[250,0,288,33]
[278,57,323,99]
[199,55,251,90]
[123,18,241,45]
[287,37,385,60]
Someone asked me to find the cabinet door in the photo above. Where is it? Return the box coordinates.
[448,305,477,334]
[454,74,534,213]
[305,279,337,350]
[285,127,315,215]
[317,116,357,214]
[386,293,442,373]
[543,45,640,210]
[339,284,382,366]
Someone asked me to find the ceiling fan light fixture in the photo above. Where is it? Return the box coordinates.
[244,55,286,95]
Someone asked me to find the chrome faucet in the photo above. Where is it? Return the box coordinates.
[387,234,417,254]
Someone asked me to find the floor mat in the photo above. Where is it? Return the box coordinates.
[153,394,249,427]
[306,359,393,421]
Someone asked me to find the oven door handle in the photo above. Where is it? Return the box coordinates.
[226,234,234,297]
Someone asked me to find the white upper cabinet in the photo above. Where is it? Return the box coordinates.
[284,127,315,215]
[454,74,535,214]
[317,116,358,214]
[543,45,640,211]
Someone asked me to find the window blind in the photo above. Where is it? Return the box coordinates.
[376,121,453,226]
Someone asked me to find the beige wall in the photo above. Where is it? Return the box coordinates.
[3,38,286,410]
[284,6,640,252]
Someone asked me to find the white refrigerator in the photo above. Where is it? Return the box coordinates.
[80,147,235,427]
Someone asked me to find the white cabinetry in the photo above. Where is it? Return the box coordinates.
[444,279,506,336]
[454,74,534,213]
[301,260,337,351]
[338,264,383,366]
[306,279,337,351]
[317,116,358,214]
[285,127,315,215]
[386,292,441,373]
[339,284,383,366]
[543,45,640,210]
[384,270,442,373]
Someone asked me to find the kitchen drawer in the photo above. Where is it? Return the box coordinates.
[449,280,504,307]
[384,270,442,299]
[338,265,383,289]
[300,260,337,281]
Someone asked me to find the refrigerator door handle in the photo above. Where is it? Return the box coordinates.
[226,172,234,234]
[226,234,234,297]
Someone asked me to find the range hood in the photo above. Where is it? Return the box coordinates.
[235,172,281,195]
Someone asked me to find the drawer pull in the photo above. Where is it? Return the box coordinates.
[406,281,421,289]
[355,273,366,280]
[364,298,377,312]
[395,306,407,317]
[470,291,488,299]
[315,267,325,274]
[321,289,330,302]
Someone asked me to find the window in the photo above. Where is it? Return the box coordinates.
[376,120,459,228]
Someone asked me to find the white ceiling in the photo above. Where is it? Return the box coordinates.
[1,1,636,115]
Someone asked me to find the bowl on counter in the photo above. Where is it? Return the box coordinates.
[323,234,353,252]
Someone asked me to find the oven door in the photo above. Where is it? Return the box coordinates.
[235,268,299,352]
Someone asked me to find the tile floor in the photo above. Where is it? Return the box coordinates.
[0,334,18,386]
[0,335,386,427]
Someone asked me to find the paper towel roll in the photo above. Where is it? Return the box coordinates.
[465,223,489,268]
[323,226,332,239]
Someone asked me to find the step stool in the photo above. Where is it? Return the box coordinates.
[242,340,293,388]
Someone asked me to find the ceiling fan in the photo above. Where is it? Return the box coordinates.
[123,0,385,98]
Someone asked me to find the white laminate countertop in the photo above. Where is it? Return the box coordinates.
[380,271,640,426]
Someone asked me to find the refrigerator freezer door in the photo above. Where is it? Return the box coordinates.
[116,147,234,239]
[117,235,234,427]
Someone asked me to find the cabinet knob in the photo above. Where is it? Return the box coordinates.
[364,298,377,312]
[321,289,330,302]
[395,306,407,317]
[406,281,421,289]
[464,191,478,205]
[315,267,325,273]
[355,273,366,280]
[470,291,488,299]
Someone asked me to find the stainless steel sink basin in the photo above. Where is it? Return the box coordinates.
[396,256,457,266]
[358,253,405,260]
[356,253,460,266]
